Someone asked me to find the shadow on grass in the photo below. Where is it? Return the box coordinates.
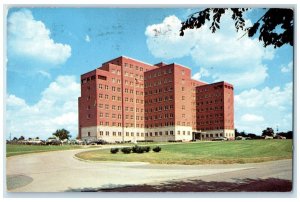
[66,178,292,192]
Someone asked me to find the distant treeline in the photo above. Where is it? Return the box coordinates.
[235,129,293,139]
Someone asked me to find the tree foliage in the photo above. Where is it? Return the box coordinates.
[277,131,293,139]
[53,128,71,140]
[262,127,275,137]
[180,8,293,48]
[18,136,25,141]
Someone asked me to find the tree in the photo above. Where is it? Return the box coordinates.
[240,131,247,137]
[18,136,25,141]
[13,137,18,141]
[53,129,71,140]
[248,133,258,139]
[262,127,274,137]
[35,137,39,140]
[286,131,293,139]
[234,128,240,137]
[277,131,293,139]
[180,8,293,48]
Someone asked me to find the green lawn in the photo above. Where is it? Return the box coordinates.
[6,144,86,157]
[75,140,293,165]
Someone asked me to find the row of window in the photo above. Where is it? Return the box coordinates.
[99,113,145,120]
[202,133,223,138]
[198,120,224,125]
[145,121,191,128]
[125,72,144,80]
[197,93,223,99]
[145,96,174,104]
[145,113,174,120]
[99,84,121,91]
[199,127,229,130]
[99,86,145,95]
[98,94,122,101]
[145,87,173,95]
[197,114,224,119]
[98,122,145,128]
[146,130,190,136]
[144,78,173,87]
[125,97,144,103]
[197,106,223,112]
[197,99,223,105]
[98,94,145,104]
[144,68,173,80]
[124,89,144,95]
[145,105,174,112]
[124,63,144,72]
[145,122,175,128]
[81,75,97,84]
[99,104,122,111]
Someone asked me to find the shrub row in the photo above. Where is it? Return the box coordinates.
[110,146,161,154]
[136,140,154,143]
[168,140,183,142]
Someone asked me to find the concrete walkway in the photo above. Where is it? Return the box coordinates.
[6,147,292,192]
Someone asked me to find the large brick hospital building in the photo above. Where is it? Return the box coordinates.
[78,56,234,142]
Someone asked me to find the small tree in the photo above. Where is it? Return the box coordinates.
[13,137,18,141]
[18,136,25,141]
[35,137,39,140]
[240,131,247,137]
[248,133,258,139]
[53,129,71,140]
[234,129,240,137]
[262,127,274,137]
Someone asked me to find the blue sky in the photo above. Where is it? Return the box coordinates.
[6,7,293,139]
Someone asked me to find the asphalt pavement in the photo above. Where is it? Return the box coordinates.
[6,146,292,192]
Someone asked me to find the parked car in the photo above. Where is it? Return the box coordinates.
[61,139,70,145]
[235,136,246,140]
[27,139,44,145]
[46,137,62,145]
[212,137,228,141]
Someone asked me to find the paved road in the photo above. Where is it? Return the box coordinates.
[6,147,292,192]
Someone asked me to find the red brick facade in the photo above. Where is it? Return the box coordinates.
[78,56,234,142]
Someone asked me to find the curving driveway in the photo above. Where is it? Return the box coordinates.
[6,147,292,192]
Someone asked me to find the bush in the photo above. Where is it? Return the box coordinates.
[137,140,154,142]
[132,145,147,153]
[168,140,182,142]
[110,148,119,154]
[143,146,151,153]
[152,146,161,153]
[121,147,132,154]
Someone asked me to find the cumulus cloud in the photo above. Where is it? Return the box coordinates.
[235,82,293,134]
[235,82,292,110]
[7,9,71,65]
[281,61,293,73]
[241,114,264,122]
[145,12,275,89]
[6,75,80,139]
[192,68,210,80]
